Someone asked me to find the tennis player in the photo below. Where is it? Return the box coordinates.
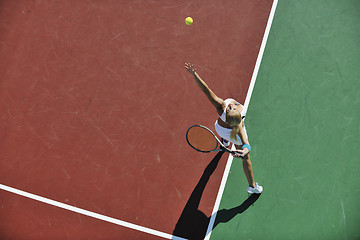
[185,63,263,194]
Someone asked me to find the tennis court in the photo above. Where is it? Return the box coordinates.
[210,1,360,239]
[1,1,359,239]
[0,0,273,239]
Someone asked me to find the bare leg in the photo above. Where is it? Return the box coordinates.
[242,154,255,188]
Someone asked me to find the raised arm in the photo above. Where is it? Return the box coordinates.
[185,63,224,114]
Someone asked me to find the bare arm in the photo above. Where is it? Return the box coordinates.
[237,122,249,146]
[233,122,251,157]
[185,63,224,114]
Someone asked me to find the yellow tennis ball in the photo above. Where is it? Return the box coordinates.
[185,17,193,25]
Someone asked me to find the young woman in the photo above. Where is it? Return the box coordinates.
[185,63,263,194]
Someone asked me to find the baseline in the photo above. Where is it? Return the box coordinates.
[0,184,186,240]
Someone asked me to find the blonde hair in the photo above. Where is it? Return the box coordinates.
[226,112,242,142]
[230,127,240,143]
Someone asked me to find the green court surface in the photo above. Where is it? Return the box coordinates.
[210,1,360,239]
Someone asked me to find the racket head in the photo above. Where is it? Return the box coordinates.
[186,125,219,153]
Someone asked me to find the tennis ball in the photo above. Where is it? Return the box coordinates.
[185,17,193,25]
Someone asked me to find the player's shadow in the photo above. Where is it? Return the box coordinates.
[172,151,261,240]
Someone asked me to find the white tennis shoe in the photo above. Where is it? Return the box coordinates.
[247,183,263,194]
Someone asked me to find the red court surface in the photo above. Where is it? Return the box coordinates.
[0,1,273,239]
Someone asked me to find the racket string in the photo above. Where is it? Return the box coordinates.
[186,126,218,152]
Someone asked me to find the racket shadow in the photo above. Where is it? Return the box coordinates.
[172,151,262,240]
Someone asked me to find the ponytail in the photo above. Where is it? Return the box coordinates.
[227,112,242,143]
[230,126,240,143]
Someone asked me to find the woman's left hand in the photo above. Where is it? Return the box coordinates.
[185,63,196,75]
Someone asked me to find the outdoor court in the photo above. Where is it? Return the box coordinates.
[1,1,359,240]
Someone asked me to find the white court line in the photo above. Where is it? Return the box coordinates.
[0,184,186,240]
[204,1,279,239]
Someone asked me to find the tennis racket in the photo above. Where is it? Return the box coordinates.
[186,125,234,154]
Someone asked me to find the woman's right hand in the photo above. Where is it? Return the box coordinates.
[232,149,248,158]
[185,63,196,75]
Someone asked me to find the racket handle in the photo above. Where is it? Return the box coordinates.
[223,147,234,154]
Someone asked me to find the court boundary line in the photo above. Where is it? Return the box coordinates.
[0,184,186,240]
[204,0,279,239]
